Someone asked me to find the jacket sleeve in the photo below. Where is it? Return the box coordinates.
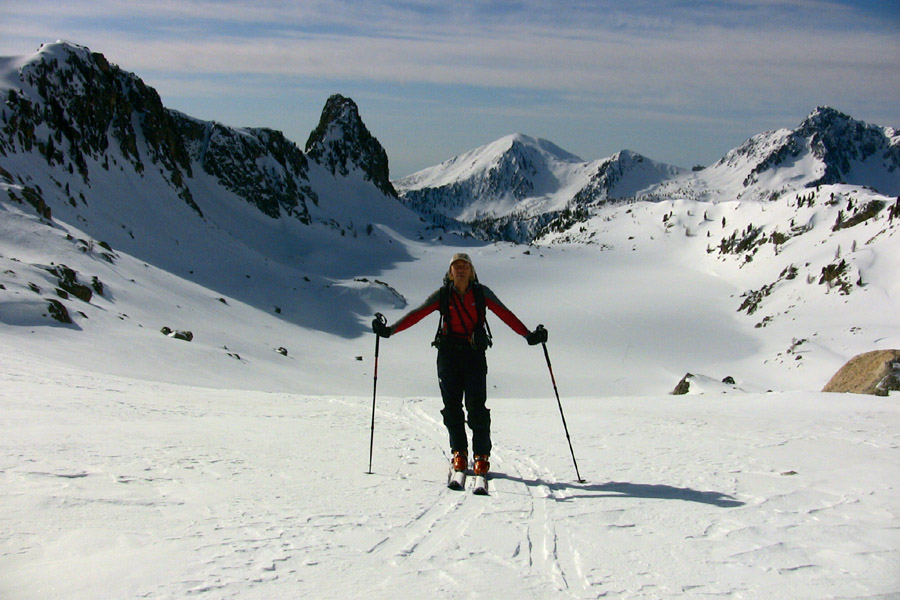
[390,288,442,335]
[481,285,530,337]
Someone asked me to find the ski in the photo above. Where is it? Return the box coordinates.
[447,468,466,491]
[472,475,489,495]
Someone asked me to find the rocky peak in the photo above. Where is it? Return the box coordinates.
[2,40,199,212]
[798,107,899,182]
[305,94,396,197]
[1,41,330,221]
[741,106,899,193]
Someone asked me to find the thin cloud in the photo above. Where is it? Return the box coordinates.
[1,0,897,173]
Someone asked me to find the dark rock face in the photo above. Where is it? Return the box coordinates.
[1,41,325,223]
[305,94,396,198]
[178,117,318,221]
[1,42,201,214]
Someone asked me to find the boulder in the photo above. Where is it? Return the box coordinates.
[45,264,93,302]
[46,299,72,324]
[672,373,694,395]
[822,350,900,396]
[161,326,193,342]
[671,373,741,395]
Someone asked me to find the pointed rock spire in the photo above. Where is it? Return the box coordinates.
[305,94,396,197]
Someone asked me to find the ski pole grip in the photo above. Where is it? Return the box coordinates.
[375,312,386,326]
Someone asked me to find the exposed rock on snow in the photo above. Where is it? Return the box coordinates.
[43,264,94,302]
[671,373,744,395]
[823,349,900,396]
[160,326,193,342]
[45,297,71,323]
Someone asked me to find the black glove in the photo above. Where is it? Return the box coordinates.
[372,314,391,338]
[527,326,548,345]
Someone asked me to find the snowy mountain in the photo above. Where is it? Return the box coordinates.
[396,134,586,217]
[0,42,406,224]
[534,109,900,340]
[395,134,683,241]
[396,108,899,243]
[572,149,686,204]
[0,41,429,343]
[644,106,900,204]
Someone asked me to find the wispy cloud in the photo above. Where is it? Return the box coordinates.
[2,0,897,173]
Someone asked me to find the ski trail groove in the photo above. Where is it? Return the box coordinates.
[360,397,595,597]
[497,449,584,596]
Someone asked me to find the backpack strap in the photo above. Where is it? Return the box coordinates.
[432,282,451,346]
[472,283,492,342]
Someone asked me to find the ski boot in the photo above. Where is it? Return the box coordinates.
[473,455,490,495]
[448,450,467,490]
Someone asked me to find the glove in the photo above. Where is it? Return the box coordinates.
[372,316,391,338]
[526,326,548,345]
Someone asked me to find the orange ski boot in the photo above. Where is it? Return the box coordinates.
[473,455,490,494]
[448,451,468,491]
[473,455,490,476]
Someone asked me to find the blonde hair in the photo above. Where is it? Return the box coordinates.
[447,253,478,283]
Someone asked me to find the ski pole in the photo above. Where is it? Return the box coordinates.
[537,325,585,483]
[367,313,386,474]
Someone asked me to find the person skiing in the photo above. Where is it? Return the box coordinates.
[372,253,547,490]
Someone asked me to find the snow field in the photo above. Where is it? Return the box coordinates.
[2,343,898,599]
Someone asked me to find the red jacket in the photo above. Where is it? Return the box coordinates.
[391,283,529,340]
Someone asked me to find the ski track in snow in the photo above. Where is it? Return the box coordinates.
[350,396,592,598]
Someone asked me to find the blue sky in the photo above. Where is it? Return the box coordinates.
[2,0,898,177]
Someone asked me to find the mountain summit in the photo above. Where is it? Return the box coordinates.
[395,134,683,241]
[665,106,900,203]
[0,41,201,213]
[305,94,396,198]
[790,106,899,190]
[728,106,900,194]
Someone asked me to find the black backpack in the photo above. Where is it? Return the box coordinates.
[432,281,493,350]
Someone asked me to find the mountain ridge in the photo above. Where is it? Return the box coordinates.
[396,106,899,242]
[0,42,403,228]
[0,41,426,339]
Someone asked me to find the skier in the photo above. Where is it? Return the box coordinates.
[372,253,547,491]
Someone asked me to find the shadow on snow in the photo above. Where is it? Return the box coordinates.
[491,473,745,508]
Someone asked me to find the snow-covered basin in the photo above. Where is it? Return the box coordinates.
[1,348,897,599]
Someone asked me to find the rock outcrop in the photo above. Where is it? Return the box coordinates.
[823,350,900,396]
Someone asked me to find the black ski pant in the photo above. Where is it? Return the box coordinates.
[437,342,491,457]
